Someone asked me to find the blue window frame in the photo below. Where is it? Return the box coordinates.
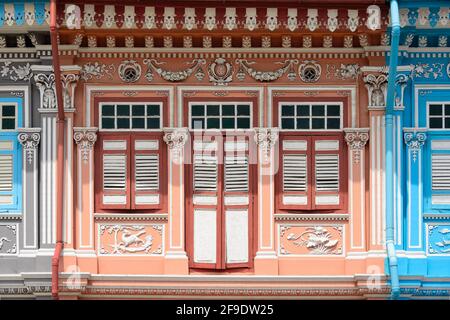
[0,98,23,214]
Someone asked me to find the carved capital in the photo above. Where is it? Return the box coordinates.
[73,127,98,163]
[403,129,427,162]
[17,128,41,164]
[344,128,369,164]
[394,72,411,110]
[254,127,279,163]
[33,73,56,111]
[361,67,388,109]
[61,71,80,112]
[163,128,189,164]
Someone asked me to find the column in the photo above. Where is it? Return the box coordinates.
[163,128,189,274]
[253,128,279,275]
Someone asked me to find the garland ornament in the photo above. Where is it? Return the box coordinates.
[236,59,298,82]
[144,58,206,82]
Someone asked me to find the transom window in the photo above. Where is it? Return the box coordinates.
[190,103,252,130]
[0,104,16,130]
[429,103,450,129]
[100,103,162,130]
[280,103,342,130]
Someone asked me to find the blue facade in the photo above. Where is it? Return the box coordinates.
[386,0,450,298]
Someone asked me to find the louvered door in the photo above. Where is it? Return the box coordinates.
[188,133,254,269]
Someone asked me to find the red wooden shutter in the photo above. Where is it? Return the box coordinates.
[98,135,131,210]
[311,135,344,210]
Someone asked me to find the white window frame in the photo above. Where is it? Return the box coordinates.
[278,102,343,131]
[427,102,450,130]
[188,102,253,131]
[99,102,163,131]
[0,103,18,131]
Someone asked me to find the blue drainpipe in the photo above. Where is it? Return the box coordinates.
[386,0,401,299]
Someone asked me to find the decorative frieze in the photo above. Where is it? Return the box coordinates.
[73,127,98,163]
[298,61,321,83]
[118,60,141,83]
[208,58,233,86]
[17,128,41,164]
[254,128,279,164]
[0,62,33,82]
[236,59,298,82]
[344,128,369,164]
[144,59,206,83]
[403,129,427,163]
[80,62,115,81]
[326,64,360,80]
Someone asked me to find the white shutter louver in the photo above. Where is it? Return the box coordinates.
[135,154,159,190]
[103,154,127,190]
[283,154,307,192]
[225,156,248,192]
[315,154,339,191]
[432,154,450,190]
[0,154,13,192]
[194,154,218,191]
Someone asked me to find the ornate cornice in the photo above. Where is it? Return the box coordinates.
[254,128,279,164]
[403,129,427,163]
[17,128,41,164]
[73,127,98,163]
[344,128,370,164]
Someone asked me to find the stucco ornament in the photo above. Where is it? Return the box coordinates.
[428,225,450,255]
[80,62,115,81]
[404,33,414,47]
[306,9,319,31]
[208,58,233,86]
[394,74,409,109]
[34,73,56,109]
[254,128,279,164]
[411,63,444,80]
[438,36,448,48]
[287,8,298,31]
[17,129,41,164]
[327,9,338,32]
[245,8,257,31]
[326,64,360,80]
[286,226,342,255]
[144,59,206,82]
[0,62,33,82]
[344,128,369,164]
[347,9,359,32]
[363,71,388,108]
[299,61,321,83]
[236,59,298,82]
[163,128,189,164]
[447,64,450,79]
[73,127,98,163]
[118,60,141,83]
[404,130,427,163]
[61,73,80,110]
[0,224,17,254]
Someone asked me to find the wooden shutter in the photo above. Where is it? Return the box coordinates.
[98,135,130,210]
[0,139,15,207]
[312,136,343,210]
[278,136,310,210]
[430,140,450,205]
[132,135,161,209]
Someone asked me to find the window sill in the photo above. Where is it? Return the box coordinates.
[94,213,168,222]
[274,213,349,222]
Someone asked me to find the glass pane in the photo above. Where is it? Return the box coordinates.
[147,118,160,129]
[102,117,115,129]
[445,105,450,116]
[132,118,145,129]
[237,118,250,129]
[429,118,443,128]
[297,118,309,129]
[222,118,235,129]
[207,105,220,116]
[117,118,130,129]
[132,105,145,116]
[191,105,204,116]
[327,118,340,129]
[2,105,15,117]
[237,105,250,116]
[281,118,295,129]
[327,105,340,116]
[297,105,309,116]
[2,119,15,129]
[207,118,220,129]
[222,104,235,116]
[282,105,295,116]
[445,118,450,129]
[312,105,325,116]
[192,118,204,129]
[101,105,114,116]
[429,104,443,116]
[147,104,160,116]
[312,118,325,129]
[117,104,130,116]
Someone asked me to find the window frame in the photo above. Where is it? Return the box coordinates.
[0,102,19,131]
[427,101,450,131]
[98,102,163,131]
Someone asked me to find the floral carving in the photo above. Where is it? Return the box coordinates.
[73,127,98,163]
[363,71,388,108]
[208,58,233,86]
[344,128,369,164]
[284,226,342,255]
[236,59,298,82]
[144,59,206,82]
[17,129,41,164]
[80,62,115,81]
[0,62,33,82]
[411,63,444,80]
[34,73,56,110]
[404,130,426,163]
[254,128,279,163]
[326,64,360,80]
[428,225,450,255]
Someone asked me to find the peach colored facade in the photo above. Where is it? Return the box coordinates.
[52,1,392,299]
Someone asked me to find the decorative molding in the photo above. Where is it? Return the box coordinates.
[208,58,233,86]
[403,129,427,163]
[427,223,450,255]
[298,60,321,83]
[144,59,206,82]
[33,73,56,110]
[80,62,115,81]
[0,62,33,82]
[163,128,189,164]
[326,64,360,80]
[17,128,41,164]
[274,214,349,222]
[236,59,298,82]
[73,127,98,163]
[394,73,410,110]
[0,224,18,255]
[253,128,279,164]
[94,214,168,222]
[118,60,141,83]
[411,63,444,80]
[61,73,80,111]
[344,128,369,164]
[362,69,388,109]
